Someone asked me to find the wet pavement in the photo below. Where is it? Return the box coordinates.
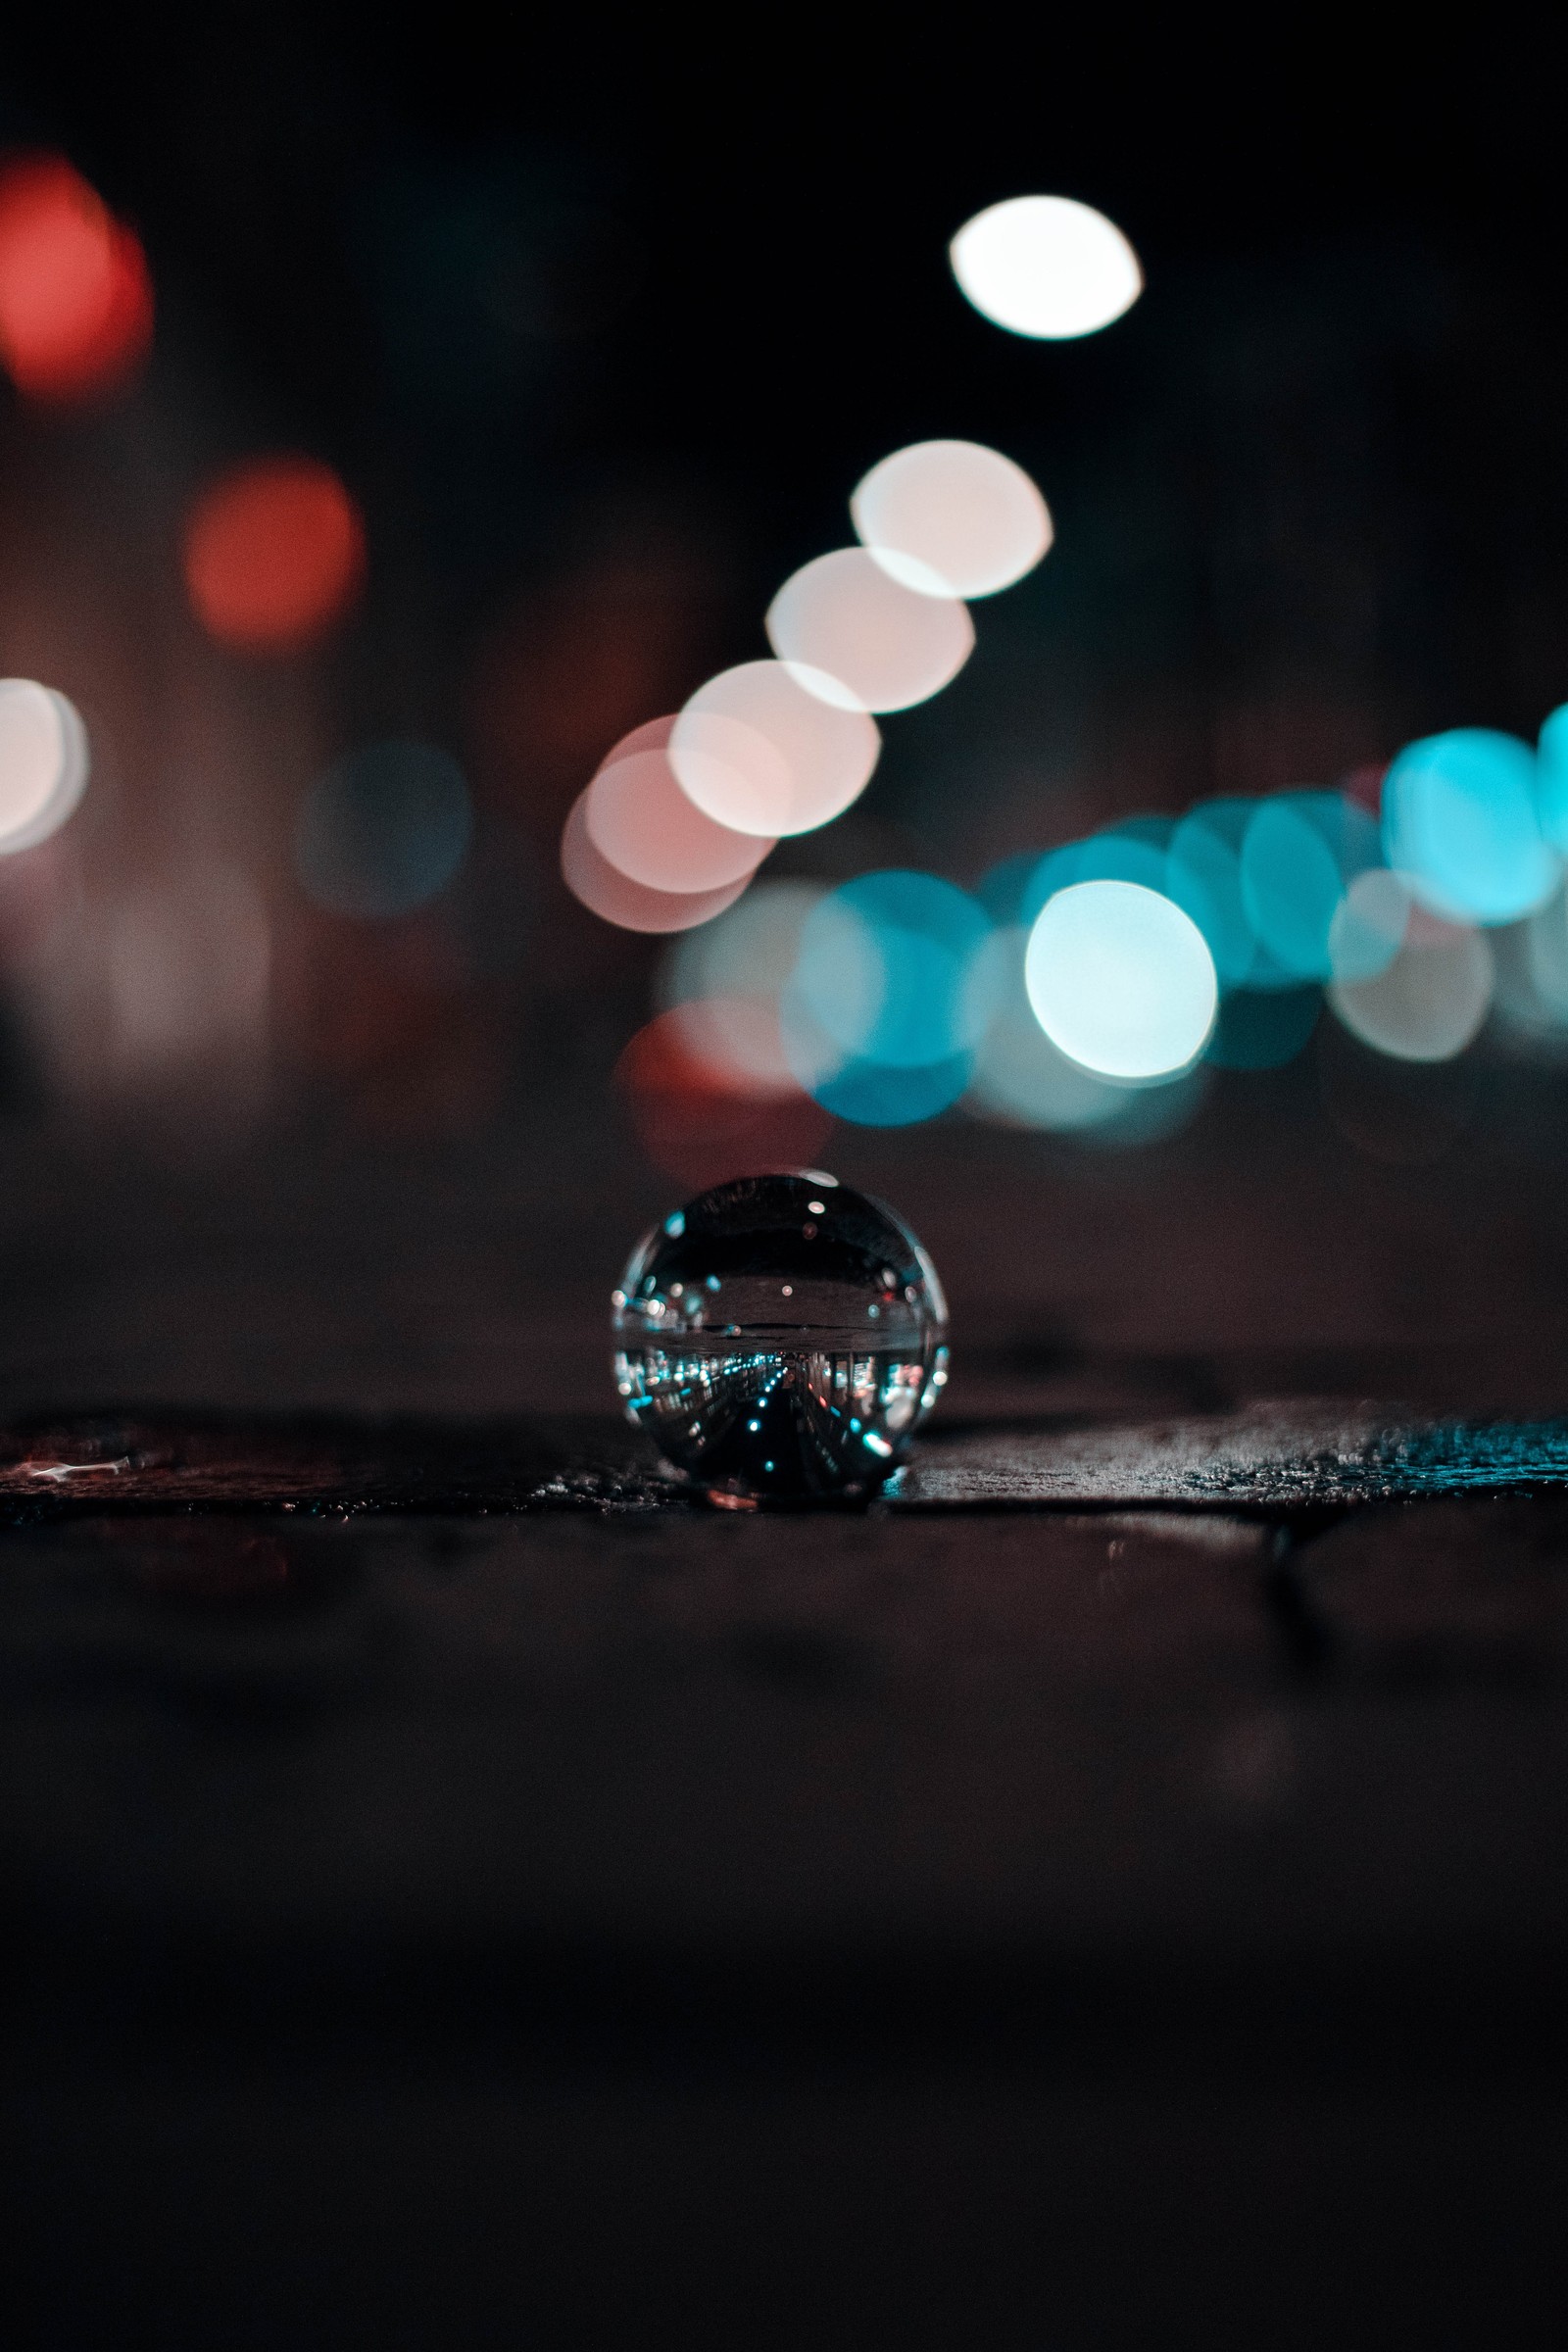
[5,1105,1568,2346]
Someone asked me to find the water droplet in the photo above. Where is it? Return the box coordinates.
[611,1171,949,1501]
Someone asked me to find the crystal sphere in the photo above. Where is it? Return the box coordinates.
[612,1171,949,1502]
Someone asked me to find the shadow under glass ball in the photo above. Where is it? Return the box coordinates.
[612,1171,949,1504]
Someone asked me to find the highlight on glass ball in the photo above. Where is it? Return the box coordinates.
[612,1171,949,1504]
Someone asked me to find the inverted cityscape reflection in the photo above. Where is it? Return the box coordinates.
[612,1173,948,1502]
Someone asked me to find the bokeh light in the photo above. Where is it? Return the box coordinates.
[0,681,88,855]
[1490,899,1568,1048]
[592,714,681,763]
[782,1000,973,1127]
[183,456,367,654]
[1327,867,1412,984]
[811,1052,972,1127]
[669,661,880,837]
[1025,880,1217,1078]
[975,852,1044,926]
[298,742,472,918]
[666,996,801,1099]
[1167,800,1284,988]
[586,738,772,892]
[660,878,824,1009]
[1239,792,1380,981]
[755,870,996,1128]
[658,880,826,1086]
[1524,886,1568,1027]
[949,195,1143,340]
[965,929,1129,1130]
[1381,728,1556,925]
[0,156,152,404]
[1328,917,1494,1061]
[1538,703,1568,852]
[1016,818,1172,926]
[788,871,994,1070]
[764,548,973,712]
[851,440,1053,600]
[615,1007,832,1192]
[561,792,752,933]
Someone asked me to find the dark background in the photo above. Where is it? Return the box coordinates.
[0,6,1559,1398]
[4,13,1568,2347]
[3,10,1567,1128]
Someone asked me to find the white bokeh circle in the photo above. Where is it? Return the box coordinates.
[669,661,880,838]
[950,195,1143,340]
[851,440,1052,600]
[586,746,771,893]
[1329,925,1494,1062]
[0,680,89,855]
[561,792,754,933]
[764,548,973,712]
[1024,879,1217,1078]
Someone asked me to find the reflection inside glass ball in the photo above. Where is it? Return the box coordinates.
[612,1171,949,1502]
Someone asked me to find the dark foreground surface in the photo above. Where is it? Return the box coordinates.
[5,1103,1568,2347]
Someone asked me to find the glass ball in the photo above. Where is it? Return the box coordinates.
[612,1170,949,1502]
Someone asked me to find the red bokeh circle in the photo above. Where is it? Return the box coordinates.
[0,155,153,404]
[182,455,367,654]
